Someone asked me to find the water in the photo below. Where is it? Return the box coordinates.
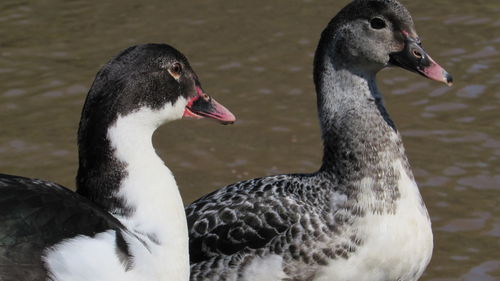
[0,0,498,280]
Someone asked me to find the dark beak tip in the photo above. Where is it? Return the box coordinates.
[445,72,454,87]
[221,120,235,125]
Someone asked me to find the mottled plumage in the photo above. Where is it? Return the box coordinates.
[187,173,355,280]
[187,0,451,280]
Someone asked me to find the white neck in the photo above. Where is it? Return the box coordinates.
[106,100,189,280]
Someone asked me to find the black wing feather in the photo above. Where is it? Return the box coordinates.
[0,174,125,280]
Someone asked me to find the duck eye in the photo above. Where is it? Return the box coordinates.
[168,63,182,80]
[170,63,182,74]
[370,18,386,29]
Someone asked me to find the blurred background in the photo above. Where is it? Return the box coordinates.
[0,0,498,280]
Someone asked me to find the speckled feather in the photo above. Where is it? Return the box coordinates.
[187,173,364,280]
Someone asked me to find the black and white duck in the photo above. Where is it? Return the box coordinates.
[0,43,235,281]
[186,1,452,280]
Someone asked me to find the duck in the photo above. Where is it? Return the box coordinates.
[185,1,452,281]
[0,43,235,281]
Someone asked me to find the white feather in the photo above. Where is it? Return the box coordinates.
[241,255,288,281]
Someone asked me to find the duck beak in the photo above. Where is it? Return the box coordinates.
[183,86,236,125]
[389,35,453,86]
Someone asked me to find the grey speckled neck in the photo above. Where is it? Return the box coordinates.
[314,45,414,212]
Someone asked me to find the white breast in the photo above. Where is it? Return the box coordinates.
[314,159,433,281]
[43,228,188,281]
[43,230,148,281]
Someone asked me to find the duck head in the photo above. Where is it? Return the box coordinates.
[81,43,235,132]
[317,0,452,85]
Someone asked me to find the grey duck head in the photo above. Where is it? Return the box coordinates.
[315,0,452,86]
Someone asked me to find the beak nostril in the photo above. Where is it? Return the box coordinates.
[413,50,423,59]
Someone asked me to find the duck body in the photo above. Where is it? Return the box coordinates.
[0,44,235,281]
[187,71,432,281]
[187,0,451,280]
[188,174,432,281]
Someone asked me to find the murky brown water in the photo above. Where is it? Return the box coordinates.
[0,0,499,279]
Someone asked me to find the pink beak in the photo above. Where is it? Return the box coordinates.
[183,86,236,125]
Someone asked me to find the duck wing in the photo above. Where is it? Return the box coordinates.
[186,173,333,263]
[0,174,125,280]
